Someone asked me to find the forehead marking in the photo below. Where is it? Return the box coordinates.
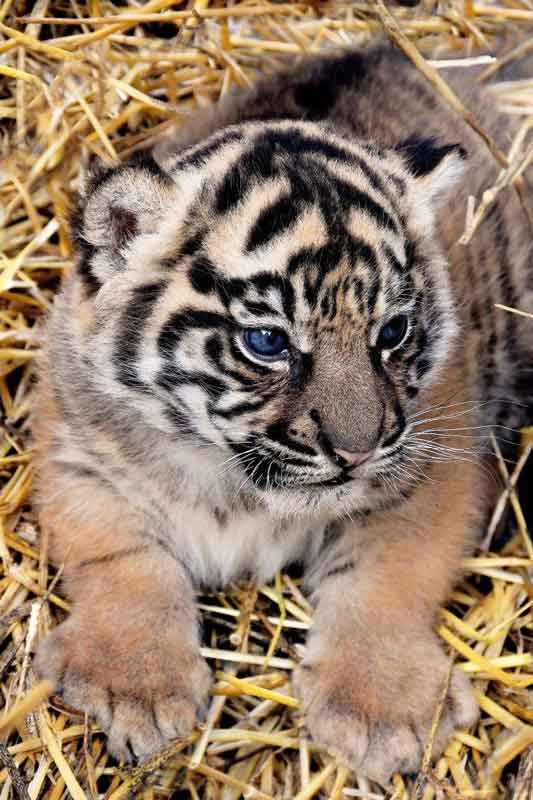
[114,281,168,391]
[246,192,300,252]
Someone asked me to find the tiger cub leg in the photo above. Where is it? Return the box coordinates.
[35,465,210,761]
[296,459,480,784]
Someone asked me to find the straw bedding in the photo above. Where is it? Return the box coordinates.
[0,1,532,798]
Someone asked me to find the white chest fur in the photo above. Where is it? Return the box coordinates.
[169,503,324,586]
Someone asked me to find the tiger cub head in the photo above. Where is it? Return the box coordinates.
[72,120,465,516]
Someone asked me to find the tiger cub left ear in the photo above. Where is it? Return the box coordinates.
[397,136,467,201]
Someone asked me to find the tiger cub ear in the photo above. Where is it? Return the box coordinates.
[396,136,467,234]
[72,155,175,288]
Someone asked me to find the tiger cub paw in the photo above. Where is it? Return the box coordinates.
[294,651,478,785]
[35,616,211,762]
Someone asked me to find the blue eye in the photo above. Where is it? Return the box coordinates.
[377,315,409,350]
[243,328,289,360]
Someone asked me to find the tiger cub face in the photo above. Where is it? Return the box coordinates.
[73,120,465,516]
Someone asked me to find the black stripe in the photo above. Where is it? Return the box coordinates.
[404,239,417,269]
[333,172,397,232]
[312,159,397,237]
[383,245,405,274]
[67,463,102,480]
[215,162,245,215]
[366,273,381,315]
[242,299,277,316]
[69,210,102,294]
[381,421,405,449]
[396,137,466,178]
[127,153,174,184]
[204,332,223,365]
[180,229,207,258]
[160,230,207,269]
[59,462,123,499]
[489,203,519,424]
[323,521,343,548]
[157,367,227,397]
[401,323,427,367]
[217,277,246,309]
[215,142,276,215]
[204,335,257,386]
[265,420,317,456]
[189,256,217,294]
[78,545,149,569]
[63,462,112,485]
[463,246,481,330]
[158,308,232,355]
[248,272,296,323]
[77,247,102,294]
[286,164,315,205]
[290,351,313,391]
[329,288,339,320]
[257,127,387,196]
[415,357,431,381]
[178,228,207,258]
[490,203,517,327]
[115,281,167,390]
[214,396,270,419]
[474,243,495,389]
[164,402,196,436]
[175,130,244,171]
[246,194,300,251]
[324,559,356,580]
[288,240,340,280]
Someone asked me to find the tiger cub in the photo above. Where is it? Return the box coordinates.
[34,44,533,782]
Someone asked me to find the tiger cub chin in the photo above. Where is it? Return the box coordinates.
[34,43,532,782]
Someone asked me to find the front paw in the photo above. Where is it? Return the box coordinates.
[294,644,478,784]
[35,617,211,762]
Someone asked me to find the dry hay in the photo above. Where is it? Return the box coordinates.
[1,1,533,798]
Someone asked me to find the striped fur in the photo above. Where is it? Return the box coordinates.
[34,44,532,779]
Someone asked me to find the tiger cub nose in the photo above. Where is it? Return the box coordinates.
[333,448,373,467]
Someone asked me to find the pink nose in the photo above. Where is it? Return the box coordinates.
[333,448,372,467]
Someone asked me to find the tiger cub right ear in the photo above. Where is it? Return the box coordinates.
[72,155,175,289]
[395,136,467,237]
[396,136,467,204]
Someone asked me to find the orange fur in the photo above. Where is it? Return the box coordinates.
[34,360,210,761]
[296,360,481,782]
